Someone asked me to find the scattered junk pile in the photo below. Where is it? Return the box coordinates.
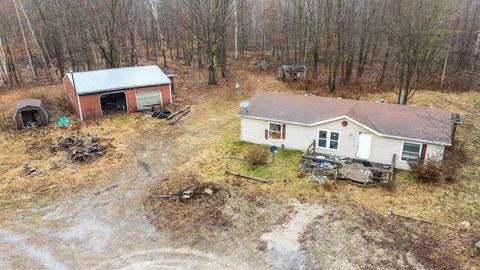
[302,140,395,187]
[277,64,307,82]
[13,99,49,130]
[144,108,172,119]
[153,184,217,202]
[22,163,38,177]
[51,135,107,162]
[249,58,275,71]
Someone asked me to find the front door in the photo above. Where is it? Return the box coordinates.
[356,132,372,160]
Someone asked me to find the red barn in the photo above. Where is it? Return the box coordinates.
[63,65,174,121]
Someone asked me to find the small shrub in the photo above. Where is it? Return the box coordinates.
[323,179,335,191]
[442,162,459,182]
[442,141,467,182]
[245,145,269,168]
[446,141,468,163]
[408,158,443,183]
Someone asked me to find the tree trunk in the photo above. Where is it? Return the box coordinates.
[378,48,389,85]
[13,0,35,78]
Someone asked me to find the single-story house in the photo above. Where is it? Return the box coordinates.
[238,91,456,170]
[63,65,173,121]
[13,98,49,129]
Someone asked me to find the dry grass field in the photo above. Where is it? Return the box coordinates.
[0,63,478,269]
[0,84,170,212]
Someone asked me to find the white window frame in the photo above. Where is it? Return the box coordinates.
[317,129,340,151]
[268,122,283,141]
[400,141,422,162]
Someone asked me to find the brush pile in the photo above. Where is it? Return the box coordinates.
[52,135,107,162]
[153,185,217,201]
[145,170,230,234]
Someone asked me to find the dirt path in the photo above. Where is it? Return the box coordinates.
[0,110,245,269]
[261,200,325,270]
[0,70,296,269]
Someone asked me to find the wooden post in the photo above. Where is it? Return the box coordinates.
[390,154,396,181]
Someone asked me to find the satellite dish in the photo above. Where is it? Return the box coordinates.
[240,100,250,110]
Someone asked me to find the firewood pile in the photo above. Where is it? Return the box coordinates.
[51,135,107,162]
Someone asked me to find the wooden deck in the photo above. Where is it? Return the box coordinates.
[302,140,395,187]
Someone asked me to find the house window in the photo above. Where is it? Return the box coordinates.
[329,132,339,150]
[268,123,283,140]
[401,142,422,161]
[318,130,340,150]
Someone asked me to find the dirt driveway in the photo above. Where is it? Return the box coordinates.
[0,103,445,270]
[0,105,250,269]
[0,72,477,269]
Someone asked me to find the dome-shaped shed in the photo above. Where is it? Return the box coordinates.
[13,98,49,129]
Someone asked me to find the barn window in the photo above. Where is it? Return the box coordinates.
[401,142,422,161]
[268,123,283,140]
[318,130,340,150]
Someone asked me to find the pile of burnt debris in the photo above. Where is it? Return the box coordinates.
[51,135,107,162]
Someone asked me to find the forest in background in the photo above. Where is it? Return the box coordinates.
[0,0,479,103]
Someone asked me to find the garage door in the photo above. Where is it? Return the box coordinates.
[136,91,162,109]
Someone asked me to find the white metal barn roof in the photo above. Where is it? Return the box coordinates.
[66,65,171,95]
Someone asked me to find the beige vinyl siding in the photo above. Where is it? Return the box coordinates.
[425,144,445,159]
[240,117,446,170]
[241,117,317,150]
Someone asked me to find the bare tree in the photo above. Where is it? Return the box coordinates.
[183,0,232,85]
[387,0,451,104]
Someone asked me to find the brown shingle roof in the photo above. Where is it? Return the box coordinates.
[238,90,453,145]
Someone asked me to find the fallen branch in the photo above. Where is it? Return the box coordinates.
[151,194,176,199]
[169,108,191,125]
[388,208,456,229]
[225,170,273,184]
[226,156,245,160]
[167,106,191,120]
